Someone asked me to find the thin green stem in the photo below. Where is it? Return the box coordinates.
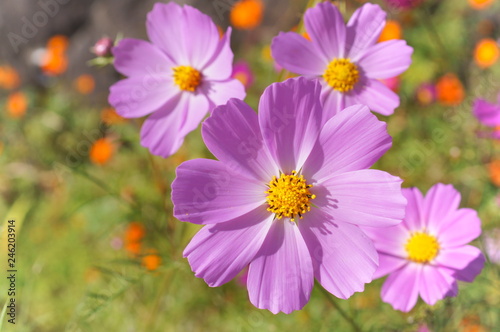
[318,285,362,332]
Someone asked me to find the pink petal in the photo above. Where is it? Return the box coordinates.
[108,76,178,118]
[202,28,235,80]
[373,253,407,279]
[201,79,246,110]
[146,2,187,64]
[271,32,328,76]
[357,40,413,79]
[419,264,456,306]
[422,184,461,233]
[437,208,482,248]
[146,3,220,67]
[402,187,425,231]
[304,1,345,59]
[319,81,344,123]
[346,3,386,61]
[303,104,392,183]
[247,220,314,314]
[298,209,379,299]
[181,5,220,67]
[351,79,400,116]
[140,93,209,157]
[381,263,421,312]
[362,224,409,258]
[202,98,278,183]
[452,253,485,282]
[183,206,273,287]
[316,169,406,228]
[172,158,266,225]
[435,245,484,273]
[112,38,174,77]
[259,77,323,173]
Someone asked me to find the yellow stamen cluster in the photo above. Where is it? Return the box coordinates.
[323,58,359,92]
[405,232,440,264]
[172,65,202,92]
[265,170,315,222]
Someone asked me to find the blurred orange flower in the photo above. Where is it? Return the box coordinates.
[474,38,499,68]
[123,222,145,256]
[230,0,264,30]
[89,138,115,165]
[125,241,142,256]
[6,91,28,118]
[0,66,21,90]
[101,107,126,125]
[469,0,494,10]
[142,250,161,271]
[41,35,69,76]
[378,20,402,42]
[125,222,145,243]
[436,73,464,106]
[489,160,500,186]
[74,74,95,95]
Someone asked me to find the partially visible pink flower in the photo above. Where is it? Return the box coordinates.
[271,2,413,117]
[473,94,500,128]
[232,61,254,89]
[416,83,436,106]
[384,0,423,9]
[92,37,114,57]
[364,184,485,312]
[484,228,500,264]
[172,77,406,314]
[109,3,245,157]
[380,76,400,92]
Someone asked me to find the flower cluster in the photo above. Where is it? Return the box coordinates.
[107,1,485,316]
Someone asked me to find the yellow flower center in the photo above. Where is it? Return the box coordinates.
[172,65,202,92]
[265,170,316,222]
[323,58,359,93]
[405,232,440,264]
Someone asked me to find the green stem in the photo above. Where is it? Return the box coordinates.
[318,285,362,332]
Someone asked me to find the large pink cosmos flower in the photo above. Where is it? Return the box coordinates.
[363,184,485,312]
[108,2,245,157]
[171,77,406,314]
[271,2,413,117]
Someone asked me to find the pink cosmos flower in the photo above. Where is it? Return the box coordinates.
[271,2,413,117]
[232,61,254,89]
[473,94,500,127]
[171,77,406,314]
[364,184,485,312]
[384,0,423,9]
[108,2,245,157]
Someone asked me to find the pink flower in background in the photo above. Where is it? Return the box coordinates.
[172,77,406,314]
[484,228,500,264]
[384,0,423,9]
[416,83,436,106]
[92,37,114,57]
[473,95,500,127]
[271,2,413,118]
[380,76,400,92]
[364,184,485,312]
[231,61,254,89]
[108,2,245,157]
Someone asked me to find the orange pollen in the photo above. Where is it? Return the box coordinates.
[172,65,202,92]
[265,170,316,222]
